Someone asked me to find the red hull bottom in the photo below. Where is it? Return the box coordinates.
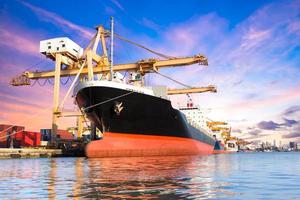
[85,132,214,158]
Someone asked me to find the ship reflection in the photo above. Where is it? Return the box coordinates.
[72,158,84,200]
[48,159,57,200]
[77,155,234,199]
[45,155,236,199]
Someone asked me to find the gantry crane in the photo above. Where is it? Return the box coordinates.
[206,121,227,128]
[10,20,216,145]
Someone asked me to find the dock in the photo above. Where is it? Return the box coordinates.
[0,148,62,159]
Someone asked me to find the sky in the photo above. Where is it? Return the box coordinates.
[0,0,300,144]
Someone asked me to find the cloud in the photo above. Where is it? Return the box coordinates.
[140,18,161,32]
[282,132,300,139]
[232,128,242,133]
[248,129,262,136]
[21,1,94,40]
[111,0,124,11]
[232,80,243,87]
[240,28,271,50]
[257,121,280,130]
[282,105,300,116]
[282,118,298,127]
[227,85,300,113]
[104,6,116,15]
[0,28,39,57]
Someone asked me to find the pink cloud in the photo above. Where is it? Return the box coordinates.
[0,87,76,131]
[227,85,300,112]
[0,29,39,57]
[161,13,228,56]
[21,2,94,40]
[240,28,271,50]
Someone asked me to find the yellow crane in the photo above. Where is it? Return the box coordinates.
[10,22,216,144]
[167,85,216,95]
[206,121,227,128]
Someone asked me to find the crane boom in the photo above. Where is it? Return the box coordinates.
[210,127,230,132]
[11,54,208,85]
[206,121,228,127]
[167,85,216,95]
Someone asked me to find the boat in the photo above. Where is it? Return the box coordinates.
[225,140,239,152]
[74,79,216,158]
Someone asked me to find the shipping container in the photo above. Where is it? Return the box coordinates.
[40,129,51,141]
[0,130,41,148]
[0,124,25,142]
[0,124,25,147]
[57,129,74,140]
[40,129,74,140]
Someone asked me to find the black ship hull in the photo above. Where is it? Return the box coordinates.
[75,82,216,157]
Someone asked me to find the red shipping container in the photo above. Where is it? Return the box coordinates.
[35,132,41,146]
[57,129,73,140]
[0,124,25,142]
[21,131,41,147]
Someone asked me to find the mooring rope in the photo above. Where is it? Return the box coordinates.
[82,91,135,111]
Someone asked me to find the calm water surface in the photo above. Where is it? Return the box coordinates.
[0,152,299,199]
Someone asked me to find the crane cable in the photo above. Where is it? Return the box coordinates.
[22,59,46,73]
[152,70,193,89]
[47,78,54,85]
[60,76,71,85]
[31,79,38,87]
[112,32,175,59]
[58,59,87,111]
[37,79,48,86]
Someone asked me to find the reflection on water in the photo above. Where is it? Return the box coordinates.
[0,153,300,199]
[48,159,57,200]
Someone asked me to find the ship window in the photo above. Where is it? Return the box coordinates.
[62,44,65,47]
[48,46,51,49]
[57,47,59,51]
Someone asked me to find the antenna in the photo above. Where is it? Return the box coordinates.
[110,16,114,81]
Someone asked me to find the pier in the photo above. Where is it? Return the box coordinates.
[0,148,62,159]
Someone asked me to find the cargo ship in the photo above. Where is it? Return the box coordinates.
[74,79,216,158]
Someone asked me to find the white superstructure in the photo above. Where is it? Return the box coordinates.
[179,106,214,136]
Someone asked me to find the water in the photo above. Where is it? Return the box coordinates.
[0,152,299,199]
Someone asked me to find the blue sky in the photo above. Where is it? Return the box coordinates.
[0,0,300,144]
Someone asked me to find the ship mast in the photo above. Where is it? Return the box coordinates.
[110,16,114,81]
